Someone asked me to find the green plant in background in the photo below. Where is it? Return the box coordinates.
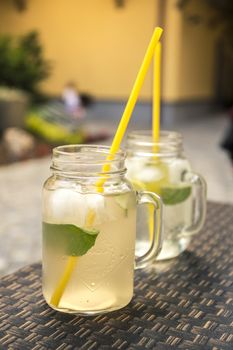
[26,111,85,145]
[0,31,51,99]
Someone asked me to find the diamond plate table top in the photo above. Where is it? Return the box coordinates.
[0,202,233,350]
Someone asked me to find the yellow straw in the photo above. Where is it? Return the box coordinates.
[50,27,163,308]
[152,41,161,145]
[149,42,162,243]
[50,210,96,308]
[148,204,154,242]
[50,256,77,307]
[110,28,162,155]
[96,27,163,189]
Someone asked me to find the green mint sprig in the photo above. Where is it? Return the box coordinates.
[160,186,191,205]
[43,223,99,256]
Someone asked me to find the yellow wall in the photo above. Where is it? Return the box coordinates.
[162,0,217,101]
[162,0,184,101]
[0,0,217,102]
[0,0,158,100]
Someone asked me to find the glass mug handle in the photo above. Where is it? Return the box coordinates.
[135,191,163,269]
[181,171,207,237]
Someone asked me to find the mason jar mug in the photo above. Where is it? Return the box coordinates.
[126,131,207,261]
[42,145,163,314]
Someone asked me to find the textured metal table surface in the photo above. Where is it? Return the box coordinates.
[0,202,233,350]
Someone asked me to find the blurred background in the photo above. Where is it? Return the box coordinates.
[0,0,232,276]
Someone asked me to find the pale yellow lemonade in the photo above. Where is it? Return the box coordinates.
[126,156,192,260]
[42,188,136,314]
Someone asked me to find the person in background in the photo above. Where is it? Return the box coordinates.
[62,81,85,119]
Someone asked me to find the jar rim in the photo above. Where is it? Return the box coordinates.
[126,130,183,157]
[52,144,126,175]
[127,130,182,146]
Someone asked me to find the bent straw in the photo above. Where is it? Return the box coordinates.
[50,27,163,308]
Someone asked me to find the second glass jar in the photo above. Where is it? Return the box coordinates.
[126,130,207,261]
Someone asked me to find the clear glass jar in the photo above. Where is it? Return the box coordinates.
[126,131,207,260]
[42,145,163,314]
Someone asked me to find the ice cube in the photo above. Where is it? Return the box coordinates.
[43,188,88,226]
[137,166,165,183]
[126,158,167,183]
[86,194,106,225]
[126,158,147,179]
[168,159,191,183]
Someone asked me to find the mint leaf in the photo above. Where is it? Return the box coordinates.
[43,222,99,256]
[161,186,191,205]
